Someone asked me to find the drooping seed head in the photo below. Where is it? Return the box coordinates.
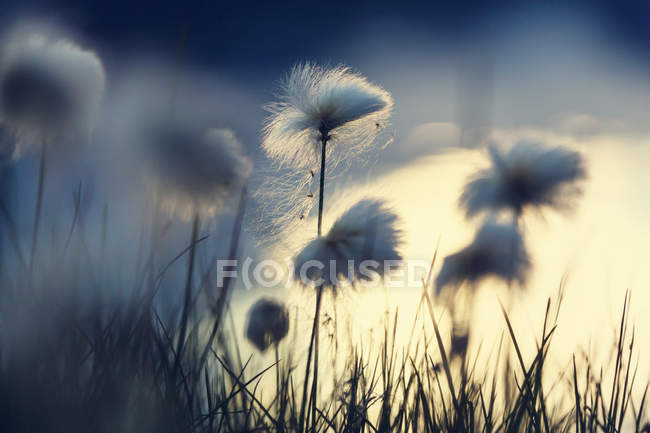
[139,119,253,220]
[262,62,393,169]
[0,32,105,150]
[245,297,290,352]
[460,141,586,218]
[294,199,402,292]
[435,219,530,293]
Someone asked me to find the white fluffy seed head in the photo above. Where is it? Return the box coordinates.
[139,119,253,220]
[245,297,290,352]
[460,141,587,218]
[293,199,402,292]
[248,166,315,242]
[0,32,105,152]
[262,62,393,169]
[435,220,530,293]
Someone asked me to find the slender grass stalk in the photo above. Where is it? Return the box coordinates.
[424,291,460,415]
[212,184,248,322]
[173,211,199,377]
[147,20,188,301]
[275,342,281,413]
[142,198,161,298]
[508,210,522,291]
[316,133,327,237]
[197,184,248,374]
[28,138,47,282]
[309,286,321,429]
[299,131,328,432]
[299,284,323,432]
[100,203,108,260]
[0,199,27,273]
[333,301,339,382]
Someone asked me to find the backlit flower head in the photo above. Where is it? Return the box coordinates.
[294,199,402,291]
[460,141,586,218]
[0,31,105,149]
[262,62,393,169]
[139,119,253,220]
[245,297,290,352]
[435,220,530,293]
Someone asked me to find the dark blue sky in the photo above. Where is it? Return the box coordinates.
[8,0,650,76]
[3,0,649,167]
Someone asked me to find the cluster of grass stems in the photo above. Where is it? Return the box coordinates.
[0,206,647,433]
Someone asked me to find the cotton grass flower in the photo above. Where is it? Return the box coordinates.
[294,199,402,291]
[0,30,105,278]
[138,121,253,376]
[460,141,586,218]
[262,62,393,169]
[262,63,393,238]
[293,198,401,429]
[139,120,253,220]
[435,219,530,293]
[266,65,393,426]
[245,297,290,352]
[0,31,105,150]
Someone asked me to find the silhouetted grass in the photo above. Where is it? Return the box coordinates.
[0,191,647,433]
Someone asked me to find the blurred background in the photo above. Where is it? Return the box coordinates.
[1,0,649,402]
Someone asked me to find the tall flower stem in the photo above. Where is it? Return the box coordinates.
[145,198,161,297]
[299,132,328,432]
[299,284,323,432]
[316,133,327,237]
[174,212,200,378]
[29,139,48,282]
[196,184,248,375]
[274,342,281,414]
[309,285,322,429]
[0,200,27,273]
[506,212,522,298]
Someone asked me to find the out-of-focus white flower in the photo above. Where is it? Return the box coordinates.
[139,119,253,220]
[245,297,290,352]
[262,62,393,169]
[0,31,105,151]
[435,220,530,293]
[460,141,586,218]
[294,199,402,291]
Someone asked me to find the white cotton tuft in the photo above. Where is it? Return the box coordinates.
[460,141,587,218]
[262,62,393,169]
[435,220,530,293]
[0,31,105,152]
[248,166,315,242]
[245,297,290,352]
[139,119,253,220]
[293,199,402,291]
